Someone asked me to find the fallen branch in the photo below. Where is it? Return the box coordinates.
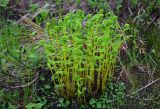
[9,72,39,90]
[130,77,160,95]
[144,13,160,32]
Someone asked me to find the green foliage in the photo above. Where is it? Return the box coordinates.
[25,102,44,109]
[57,98,70,108]
[87,0,108,11]
[130,0,138,8]
[89,82,126,109]
[0,21,41,70]
[41,10,128,102]
[0,0,9,7]
[146,24,160,63]
[114,0,123,15]
[0,19,42,108]
[52,82,126,108]
[29,3,39,13]
[1,0,159,108]
[35,8,50,24]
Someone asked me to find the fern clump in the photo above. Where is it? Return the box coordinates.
[41,10,127,102]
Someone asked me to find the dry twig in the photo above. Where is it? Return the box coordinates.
[130,77,160,95]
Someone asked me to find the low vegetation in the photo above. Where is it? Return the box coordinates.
[0,0,160,108]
